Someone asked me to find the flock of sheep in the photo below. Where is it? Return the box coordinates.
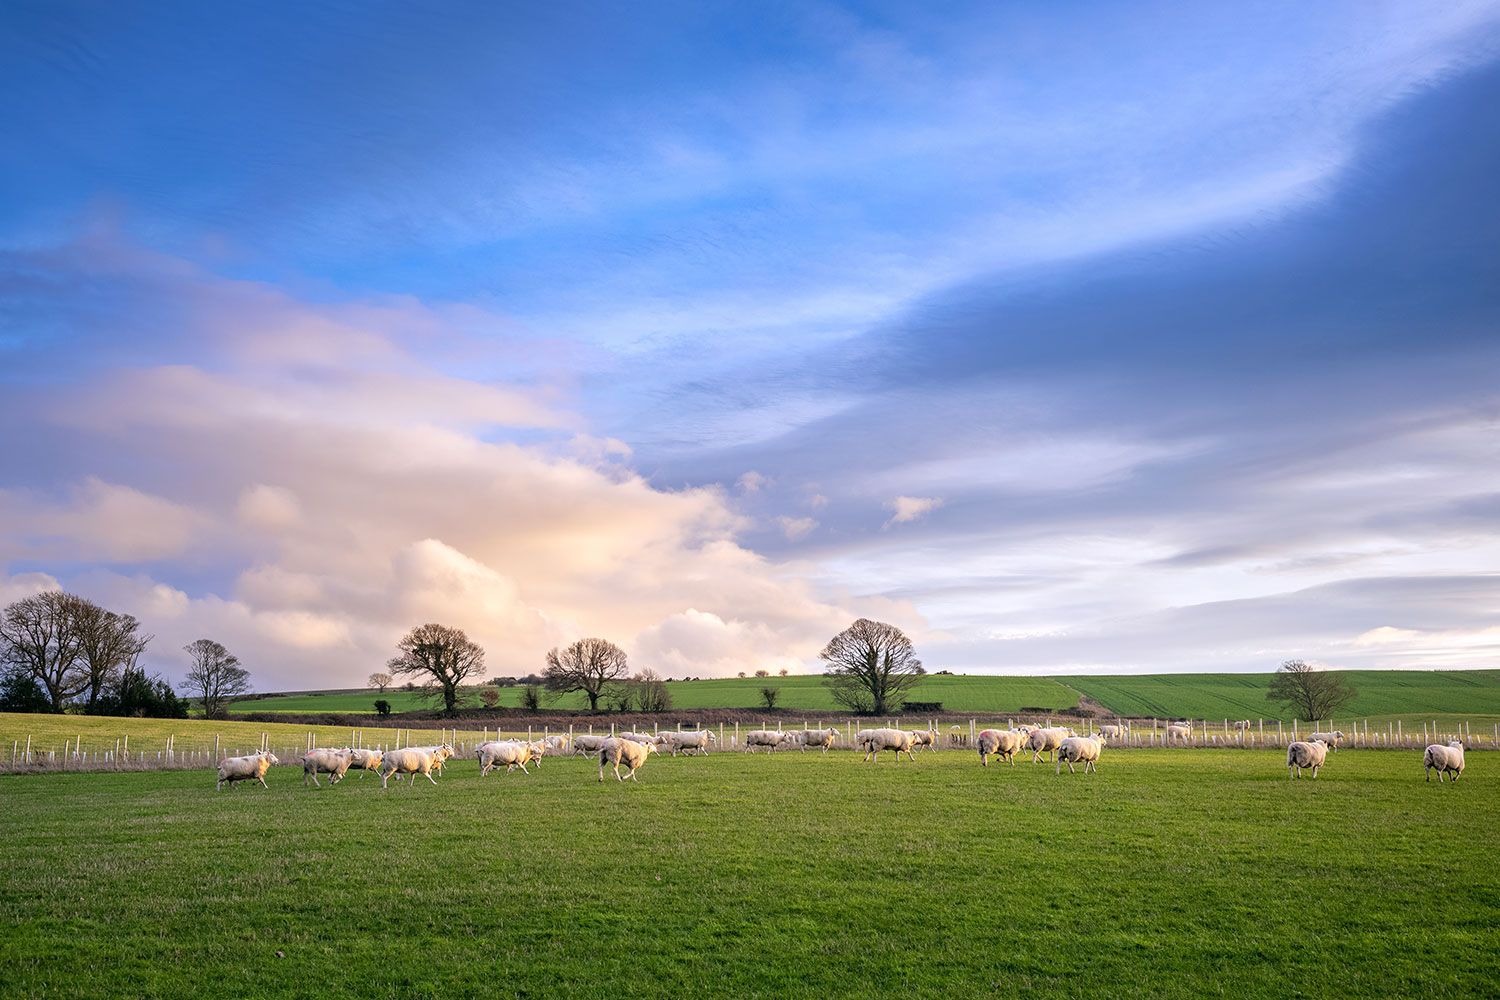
[211,723,1471,790]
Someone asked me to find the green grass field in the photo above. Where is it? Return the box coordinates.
[1064,669,1500,722]
[232,673,1083,715]
[1,749,1494,998]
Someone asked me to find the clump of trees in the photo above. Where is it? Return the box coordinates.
[820,618,924,716]
[387,623,486,716]
[0,590,186,717]
[634,669,671,713]
[1267,659,1356,721]
[543,638,629,712]
[184,639,252,719]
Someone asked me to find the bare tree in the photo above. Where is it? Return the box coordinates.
[1267,659,1356,722]
[75,602,150,712]
[635,669,671,713]
[367,671,393,694]
[820,618,924,716]
[183,639,252,719]
[543,638,628,712]
[387,623,485,716]
[0,591,90,711]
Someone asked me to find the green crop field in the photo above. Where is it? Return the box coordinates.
[1064,669,1500,722]
[231,673,1083,716]
[1,749,1494,998]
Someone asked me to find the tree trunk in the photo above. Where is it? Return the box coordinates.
[443,683,457,716]
[587,690,600,711]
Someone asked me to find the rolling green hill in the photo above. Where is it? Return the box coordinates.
[222,668,1500,724]
[1062,669,1500,722]
[232,673,1082,715]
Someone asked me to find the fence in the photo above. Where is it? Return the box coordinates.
[2,716,1493,774]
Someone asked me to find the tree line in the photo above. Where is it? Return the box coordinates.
[0,591,250,718]
[3,593,1358,723]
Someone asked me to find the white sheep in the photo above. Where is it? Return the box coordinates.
[301,747,353,787]
[1424,741,1465,783]
[541,734,571,756]
[856,728,916,762]
[1056,735,1105,775]
[346,748,383,778]
[795,728,838,753]
[476,740,538,776]
[617,731,657,746]
[378,747,447,789]
[1164,723,1193,744]
[598,737,657,782]
[907,729,938,752]
[1286,739,1330,779]
[744,730,786,753]
[977,729,1025,767]
[658,730,716,756]
[1027,727,1071,763]
[1232,720,1252,731]
[1097,724,1127,740]
[572,734,609,755]
[1307,730,1346,750]
[215,750,279,791]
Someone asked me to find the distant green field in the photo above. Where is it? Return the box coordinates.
[1064,669,1500,722]
[232,673,1082,715]
[2,750,1495,998]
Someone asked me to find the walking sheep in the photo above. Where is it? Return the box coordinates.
[1056,735,1105,775]
[476,740,538,776]
[1286,739,1330,779]
[977,729,1025,767]
[1027,727,1070,764]
[347,748,383,778]
[598,737,657,782]
[572,734,609,755]
[658,730,716,756]
[379,747,446,789]
[215,751,279,791]
[855,728,916,762]
[301,748,353,787]
[1164,723,1193,745]
[1307,731,1346,750]
[1424,741,1465,783]
[744,730,786,753]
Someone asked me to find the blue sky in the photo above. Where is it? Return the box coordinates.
[2,2,1499,687]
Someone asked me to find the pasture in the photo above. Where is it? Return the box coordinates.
[230,673,1084,715]
[1,748,1494,998]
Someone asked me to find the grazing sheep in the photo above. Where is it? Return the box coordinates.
[977,729,1025,767]
[572,734,609,755]
[1286,739,1330,779]
[855,728,916,762]
[598,737,657,782]
[476,740,538,776]
[1027,727,1070,764]
[1424,741,1465,783]
[347,748,383,779]
[658,730,717,756]
[744,730,786,753]
[301,748,353,787]
[1164,723,1193,744]
[1056,735,1105,775]
[216,750,280,791]
[1307,730,1346,750]
[379,747,446,789]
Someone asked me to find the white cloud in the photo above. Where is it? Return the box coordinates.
[776,516,818,541]
[737,470,772,493]
[884,495,944,528]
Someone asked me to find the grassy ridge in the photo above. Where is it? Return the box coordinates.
[233,673,1083,715]
[1065,668,1500,721]
[1,750,1495,998]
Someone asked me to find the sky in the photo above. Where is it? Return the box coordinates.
[2,1,1499,689]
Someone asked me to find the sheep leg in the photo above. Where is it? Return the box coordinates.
[518,762,529,775]
[598,763,605,782]
[258,774,269,789]
[628,767,637,781]
[424,769,439,786]
[614,763,624,782]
